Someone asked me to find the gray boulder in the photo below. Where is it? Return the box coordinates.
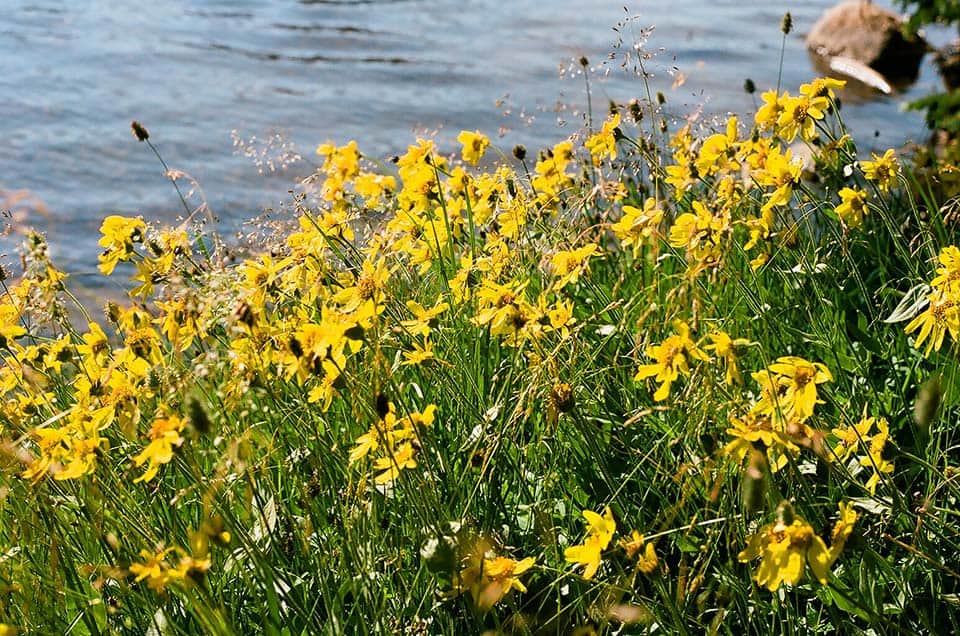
[806,1,927,82]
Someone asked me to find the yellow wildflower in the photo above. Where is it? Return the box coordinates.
[129,544,211,593]
[353,404,436,485]
[473,555,536,611]
[757,147,802,214]
[456,130,490,165]
[373,443,417,484]
[738,502,831,591]
[704,330,752,386]
[835,187,869,229]
[610,197,663,257]
[350,420,392,466]
[332,257,391,315]
[400,299,449,338]
[584,113,621,164]
[860,149,899,192]
[755,89,788,132]
[931,245,960,295]
[828,502,858,564]
[565,507,616,580]
[755,356,832,421]
[634,320,710,401]
[401,339,436,366]
[799,77,846,100]
[665,155,697,197]
[546,298,577,339]
[133,414,186,483]
[97,215,146,275]
[354,171,397,207]
[620,531,658,574]
[129,548,177,592]
[904,290,960,357]
[22,410,106,483]
[155,296,202,352]
[831,414,877,462]
[550,243,598,289]
[532,140,575,205]
[861,417,893,494]
[724,409,799,473]
[0,303,26,349]
[668,200,730,273]
[316,140,361,201]
[453,542,536,612]
[473,279,530,337]
[695,115,739,177]
[777,94,828,142]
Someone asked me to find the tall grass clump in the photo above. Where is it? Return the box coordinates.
[1,72,959,635]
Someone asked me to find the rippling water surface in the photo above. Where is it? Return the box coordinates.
[0,0,950,275]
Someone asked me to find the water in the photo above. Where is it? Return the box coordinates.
[0,0,951,278]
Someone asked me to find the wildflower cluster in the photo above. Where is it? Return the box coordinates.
[0,74,957,632]
[349,402,436,485]
[738,501,857,591]
[832,415,894,494]
[565,507,658,581]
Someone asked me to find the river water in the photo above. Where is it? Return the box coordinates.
[0,0,951,278]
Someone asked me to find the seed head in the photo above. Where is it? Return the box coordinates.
[130,120,150,142]
[781,12,792,35]
[105,301,121,325]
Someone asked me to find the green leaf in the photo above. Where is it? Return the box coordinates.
[674,535,700,553]
[819,584,873,622]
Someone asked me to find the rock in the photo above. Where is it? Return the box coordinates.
[936,42,960,91]
[806,1,927,83]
